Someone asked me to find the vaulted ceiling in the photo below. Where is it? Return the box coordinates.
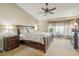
[16,3,79,21]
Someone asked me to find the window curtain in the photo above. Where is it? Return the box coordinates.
[48,22,72,38]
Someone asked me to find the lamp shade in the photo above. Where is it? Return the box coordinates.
[4,25,17,29]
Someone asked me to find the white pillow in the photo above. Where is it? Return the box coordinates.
[20,28,28,34]
[27,28,36,33]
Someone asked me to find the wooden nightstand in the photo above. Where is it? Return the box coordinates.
[4,36,19,51]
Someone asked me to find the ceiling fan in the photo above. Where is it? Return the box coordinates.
[38,3,56,16]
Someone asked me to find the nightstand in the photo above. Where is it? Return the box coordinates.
[4,35,19,51]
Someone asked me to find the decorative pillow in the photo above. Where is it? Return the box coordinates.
[27,28,36,33]
[20,28,28,34]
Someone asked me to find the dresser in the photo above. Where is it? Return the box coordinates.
[4,35,19,51]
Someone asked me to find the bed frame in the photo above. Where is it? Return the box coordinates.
[17,25,53,53]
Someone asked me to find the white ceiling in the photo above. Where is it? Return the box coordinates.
[16,3,79,21]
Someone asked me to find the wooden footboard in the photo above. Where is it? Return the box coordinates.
[19,35,53,53]
[43,35,53,53]
[20,40,45,52]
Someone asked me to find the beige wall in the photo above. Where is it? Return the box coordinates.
[0,3,49,32]
[38,21,48,32]
[0,3,38,25]
[0,3,39,34]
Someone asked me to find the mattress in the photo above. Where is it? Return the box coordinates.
[20,33,44,44]
[20,32,53,44]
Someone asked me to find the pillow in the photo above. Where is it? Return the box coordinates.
[20,28,28,34]
[27,28,36,33]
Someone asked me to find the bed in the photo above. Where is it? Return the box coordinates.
[17,25,53,53]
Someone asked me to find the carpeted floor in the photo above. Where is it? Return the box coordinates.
[0,38,79,56]
[45,38,79,56]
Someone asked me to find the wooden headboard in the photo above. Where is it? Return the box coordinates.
[17,25,34,35]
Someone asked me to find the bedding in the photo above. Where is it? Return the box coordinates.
[19,26,53,44]
[20,33,44,44]
[18,25,53,53]
[20,32,53,44]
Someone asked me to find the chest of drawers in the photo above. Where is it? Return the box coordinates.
[4,36,19,51]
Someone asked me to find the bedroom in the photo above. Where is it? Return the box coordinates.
[0,3,79,56]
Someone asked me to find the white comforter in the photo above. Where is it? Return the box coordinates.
[20,32,52,44]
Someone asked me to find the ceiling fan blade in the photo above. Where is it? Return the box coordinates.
[37,12,45,14]
[49,7,56,11]
[49,12,54,14]
[42,8,46,11]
